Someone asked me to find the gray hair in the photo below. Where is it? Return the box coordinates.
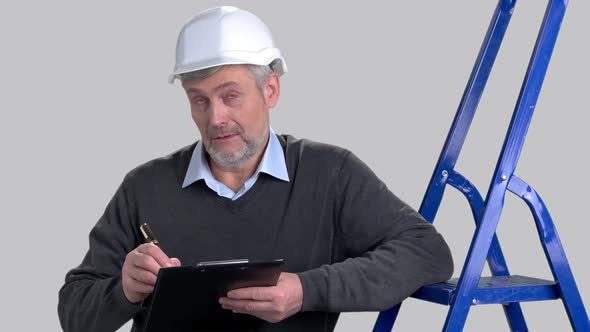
[180,63,274,94]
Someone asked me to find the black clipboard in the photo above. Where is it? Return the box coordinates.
[143,258,284,331]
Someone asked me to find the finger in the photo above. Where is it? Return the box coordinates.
[227,287,274,301]
[127,266,158,285]
[219,298,274,313]
[170,257,181,267]
[278,272,287,281]
[138,243,174,268]
[126,276,155,294]
[131,251,163,276]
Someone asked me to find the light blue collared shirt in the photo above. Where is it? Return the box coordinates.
[182,128,289,200]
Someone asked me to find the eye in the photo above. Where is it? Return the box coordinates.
[192,97,208,106]
[222,92,241,105]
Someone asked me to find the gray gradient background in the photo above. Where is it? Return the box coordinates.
[0,1,588,331]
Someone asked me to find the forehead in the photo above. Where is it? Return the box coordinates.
[182,65,254,93]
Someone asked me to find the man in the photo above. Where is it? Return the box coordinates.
[58,6,453,332]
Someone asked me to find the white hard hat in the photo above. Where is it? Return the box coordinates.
[168,6,287,83]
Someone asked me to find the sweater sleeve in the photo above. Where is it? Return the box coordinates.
[297,152,453,312]
[58,178,143,331]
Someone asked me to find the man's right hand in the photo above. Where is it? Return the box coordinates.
[121,243,181,303]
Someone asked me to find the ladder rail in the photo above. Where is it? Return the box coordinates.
[418,0,516,223]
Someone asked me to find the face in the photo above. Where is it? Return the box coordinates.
[183,65,280,169]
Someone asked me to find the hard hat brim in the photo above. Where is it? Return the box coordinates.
[168,52,287,84]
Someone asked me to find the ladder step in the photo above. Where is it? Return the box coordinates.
[412,275,559,305]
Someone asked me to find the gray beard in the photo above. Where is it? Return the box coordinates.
[205,126,269,169]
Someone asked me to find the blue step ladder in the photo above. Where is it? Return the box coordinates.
[374,0,589,330]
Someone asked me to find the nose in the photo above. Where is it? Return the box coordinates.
[209,98,230,127]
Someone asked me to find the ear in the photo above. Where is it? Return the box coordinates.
[263,74,280,108]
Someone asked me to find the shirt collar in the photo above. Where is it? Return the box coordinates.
[182,127,289,189]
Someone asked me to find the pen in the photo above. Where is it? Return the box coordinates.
[140,222,159,246]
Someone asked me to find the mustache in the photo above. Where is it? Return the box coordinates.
[207,126,243,139]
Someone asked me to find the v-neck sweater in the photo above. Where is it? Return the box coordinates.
[58,134,453,332]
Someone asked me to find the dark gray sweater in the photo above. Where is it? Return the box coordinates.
[58,135,453,332]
